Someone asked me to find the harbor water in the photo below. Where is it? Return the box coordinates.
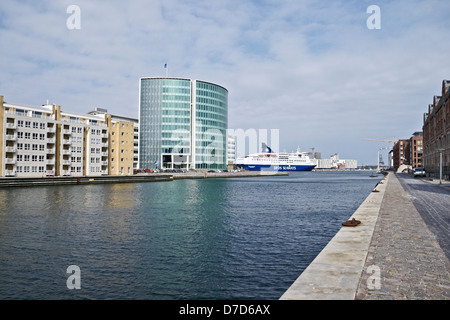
[0,171,382,300]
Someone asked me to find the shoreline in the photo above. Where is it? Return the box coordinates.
[0,171,288,188]
[280,173,387,300]
[280,171,450,300]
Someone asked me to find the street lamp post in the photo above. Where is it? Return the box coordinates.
[437,149,444,184]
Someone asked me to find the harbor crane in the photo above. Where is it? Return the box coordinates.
[364,137,397,145]
[364,138,397,171]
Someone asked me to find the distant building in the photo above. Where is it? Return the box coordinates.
[392,139,410,171]
[310,153,357,169]
[409,131,423,169]
[423,80,450,179]
[227,135,236,169]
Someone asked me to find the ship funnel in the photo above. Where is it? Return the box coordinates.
[261,143,273,153]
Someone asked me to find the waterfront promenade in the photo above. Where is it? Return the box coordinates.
[281,172,450,300]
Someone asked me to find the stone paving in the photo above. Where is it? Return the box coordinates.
[356,173,450,300]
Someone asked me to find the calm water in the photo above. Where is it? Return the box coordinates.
[0,171,381,300]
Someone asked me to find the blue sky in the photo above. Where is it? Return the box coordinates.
[1,0,450,165]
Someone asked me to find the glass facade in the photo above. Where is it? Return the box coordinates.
[194,81,228,169]
[139,78,228,170]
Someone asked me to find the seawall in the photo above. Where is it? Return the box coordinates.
[0,171,288,188]
[280,172,388,300]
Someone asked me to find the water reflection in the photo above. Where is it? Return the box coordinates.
[0,172,381,299]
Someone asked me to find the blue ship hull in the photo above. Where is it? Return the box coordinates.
[238,164,316,171]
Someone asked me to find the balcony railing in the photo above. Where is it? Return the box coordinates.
[5,147,16,153]
[6,123,17,129]
[5,158,16,164]
[5,135,16,141]
[5,170,16,177]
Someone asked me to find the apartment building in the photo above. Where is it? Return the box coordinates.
[88,108,139,175]
[423,80,450,179]
[409,131,423,169]
[227,135,236,169]
[1,96,109,178]
[392,139,410,170]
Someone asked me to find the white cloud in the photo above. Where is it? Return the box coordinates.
[1,0,449,164]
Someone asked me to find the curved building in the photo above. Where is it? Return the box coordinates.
[139,77,228,170]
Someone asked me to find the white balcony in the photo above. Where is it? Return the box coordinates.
[62,150,72,155]
[45,170,55,176]
[5,170,16,177]
[6,123,17,129]
[47,127,56,133]
[62,160,71,165]
[46,159,55,165]
[61,170,71,176]
[63,139,72,145]
[101,161,108,166]
[5,135,16,141]
[47,138,56,144]
[5,158,16,164]
[5,147,16,153]
[47,148,55,154]
[63,129,72,135]
[101,152,108,157]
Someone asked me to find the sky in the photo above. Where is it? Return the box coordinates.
[1,0,450,165]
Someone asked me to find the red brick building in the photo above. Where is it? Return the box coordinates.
[423,80,450,179]
[409,132,423,169]
[393,139,410,171]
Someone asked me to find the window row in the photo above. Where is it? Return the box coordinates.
[17,143,46,151]
[17,132,46,140]
[16,155,47,162]
[17,121,47,129]
[16,166,46,173]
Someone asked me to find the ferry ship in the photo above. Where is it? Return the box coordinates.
[235,144,316,171]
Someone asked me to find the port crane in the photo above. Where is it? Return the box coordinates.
[364,137,397,145]
[364,138,397,171]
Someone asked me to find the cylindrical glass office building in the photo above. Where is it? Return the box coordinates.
[139,77,228,170]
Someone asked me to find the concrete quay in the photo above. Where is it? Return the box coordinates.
[0,170,287,188]
[280,172,450,300]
